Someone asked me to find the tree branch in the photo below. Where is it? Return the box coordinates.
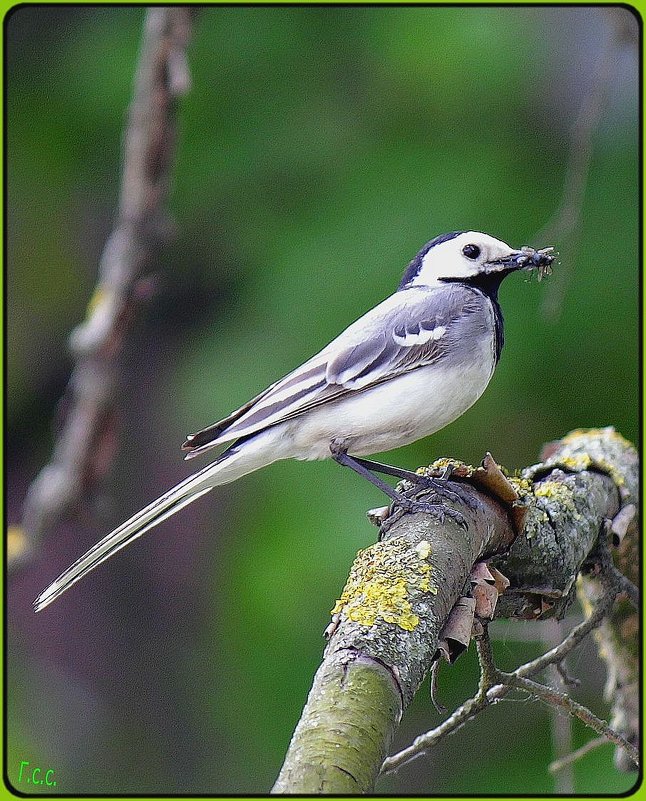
[507,674,638,765]
[548,736,609,774]
[13,8,195,568]
[577,523,639,771]
[274,428,638,793]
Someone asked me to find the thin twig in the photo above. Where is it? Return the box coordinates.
[508,675,639,767]
[475,624,501,696]
[543,620,575,793]
[382,587,622,776]
[604,564,639,608]
[587,533,640,608]
[555,658,581,688]
[14,8,194,567]
[514,590,615,679]
[548,736,609,774]
[380,693,491,775]
[429,660,446,713]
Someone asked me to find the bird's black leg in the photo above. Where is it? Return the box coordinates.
[329,448,409,505]
[350,455,477,508]
[351,456,431,483]
[329,444,467,528]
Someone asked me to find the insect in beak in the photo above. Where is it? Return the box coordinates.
[513,246,556,280]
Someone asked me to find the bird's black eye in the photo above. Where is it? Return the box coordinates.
[462,244,481,260]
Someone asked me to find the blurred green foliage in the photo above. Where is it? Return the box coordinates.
[7,5,639,795]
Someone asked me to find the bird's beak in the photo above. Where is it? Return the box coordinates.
[485,246,556,278]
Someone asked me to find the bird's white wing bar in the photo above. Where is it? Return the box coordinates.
[183,284,484,454]
[392,324,446,346]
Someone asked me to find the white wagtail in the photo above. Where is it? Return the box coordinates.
[34,231,554,611]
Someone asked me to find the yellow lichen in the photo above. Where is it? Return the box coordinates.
[534,480,581,519]
[417,458,475,477]
[85,286,110,319]
[562,427,633,449]
[330,537,437,631]
[415,540,432,560]
[508,476,534,497]
[550,451,626,490]
[7,526,30,563]
[534,480,571,501]
[592,457,626,488]
[557,453,593,472]
[561,427,603,443]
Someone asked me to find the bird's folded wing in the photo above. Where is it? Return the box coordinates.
[183,284,482,456]
[181,378,283,450]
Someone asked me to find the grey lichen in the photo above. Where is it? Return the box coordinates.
[493,429,635,620]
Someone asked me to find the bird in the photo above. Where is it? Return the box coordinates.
[34,231,554,612]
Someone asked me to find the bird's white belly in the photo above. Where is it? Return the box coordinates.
[283,352,495,461]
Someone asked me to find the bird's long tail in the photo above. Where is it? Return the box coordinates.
[34,437,276,612]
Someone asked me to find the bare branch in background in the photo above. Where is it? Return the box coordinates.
[536,9,635,320]
[11,8,195,568]
[549,736,609,774]
[543,619,575,793]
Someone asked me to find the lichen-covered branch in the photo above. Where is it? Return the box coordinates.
[12,8,195,567]
[500,427,640,773]
[273,428,638,794]
[273,462,514,794]
[492,427,638,620]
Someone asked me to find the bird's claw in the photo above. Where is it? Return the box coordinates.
[411,475,479,511]
[397,497,468,529]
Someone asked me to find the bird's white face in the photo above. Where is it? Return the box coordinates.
[406,231,523,287]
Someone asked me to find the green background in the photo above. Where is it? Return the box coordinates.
[6,5,640,795]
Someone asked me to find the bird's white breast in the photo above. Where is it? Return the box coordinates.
[282,331,496,460]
